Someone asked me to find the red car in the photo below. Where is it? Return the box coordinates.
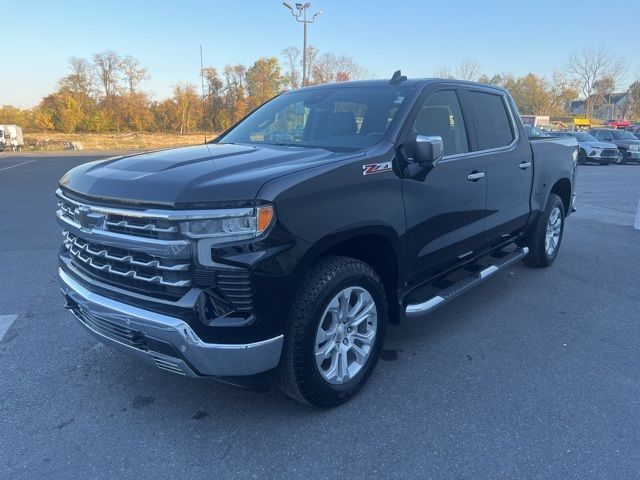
[607,119,631,129]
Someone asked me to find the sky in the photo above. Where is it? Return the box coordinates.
[2,0,639,108]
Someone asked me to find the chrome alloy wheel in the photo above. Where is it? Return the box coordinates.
[545,206,562,256]
[314,286,378,385]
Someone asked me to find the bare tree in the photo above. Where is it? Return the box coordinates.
[433,66,454,79]
[309,52,369,85]
[282,46,301,90]
[121,55,149,95]
[565,46,626,118]
[456,58,480,81]
[548,70,579,114]
[305,45,320,83]
[93,51,122,99]
[59,57,96,96]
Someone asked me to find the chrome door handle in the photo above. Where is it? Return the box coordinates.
[518,162,532,169]
[467,171,485,181]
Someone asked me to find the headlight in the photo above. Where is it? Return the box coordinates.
[180,205,274,243]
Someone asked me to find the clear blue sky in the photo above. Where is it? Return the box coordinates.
[2,0,639,107]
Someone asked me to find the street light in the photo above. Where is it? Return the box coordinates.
[282,1,321,87]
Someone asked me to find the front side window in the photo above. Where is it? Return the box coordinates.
[218,87,409,151]
[468,91,515,150]
[410,90,469,156]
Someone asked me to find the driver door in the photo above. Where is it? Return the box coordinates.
[402,88,487,286]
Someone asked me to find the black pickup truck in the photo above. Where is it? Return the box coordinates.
[57,73,578,407]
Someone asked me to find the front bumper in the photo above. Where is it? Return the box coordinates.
[625,150,640,160]
[59,268,283,378]
[587,153,614,163]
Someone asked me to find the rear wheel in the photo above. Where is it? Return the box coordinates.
[276,256,387,407]
[523,194,565,268]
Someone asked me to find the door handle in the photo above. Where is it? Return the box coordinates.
[467,171,485,181]
[518,161,532,169]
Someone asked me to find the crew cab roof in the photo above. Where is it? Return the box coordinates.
[295,78,510,95]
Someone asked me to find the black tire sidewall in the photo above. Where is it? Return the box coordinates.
[542,196,565,264]
[296,267,387,404]
[578,150,587,165]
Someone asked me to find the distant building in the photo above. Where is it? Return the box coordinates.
[568,92,629,120]
[569,100,586,116]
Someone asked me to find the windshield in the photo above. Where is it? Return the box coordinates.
[573,132,597,142]
[217,87,410,151]
[612,130,636,140]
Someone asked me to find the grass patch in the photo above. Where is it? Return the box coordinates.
[22,132,217,152]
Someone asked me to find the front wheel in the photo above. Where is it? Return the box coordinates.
[276,256,387,407]
[615,150,625,164]
[578,149,587,165]
[523,194,565,268]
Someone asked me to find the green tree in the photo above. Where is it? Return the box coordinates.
[246,57,285,110]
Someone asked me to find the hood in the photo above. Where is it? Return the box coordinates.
[582,141,617,149]
[614,139,640,148]
[60,143,361,208]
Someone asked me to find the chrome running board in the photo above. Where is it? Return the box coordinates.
[405,247,529,318]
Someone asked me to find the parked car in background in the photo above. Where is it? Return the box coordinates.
[550,131,617,165]
[589,128,640,164]
[607,120,631,129]
[524,125,549,139]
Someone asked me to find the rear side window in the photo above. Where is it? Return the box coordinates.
[469,91,515,150]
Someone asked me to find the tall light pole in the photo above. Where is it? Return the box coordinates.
[282,2,321,87]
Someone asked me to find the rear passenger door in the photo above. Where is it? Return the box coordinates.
[462,88,533,243]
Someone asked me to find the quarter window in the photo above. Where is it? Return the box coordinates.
[411,90,469,156]
[469,91,515,150]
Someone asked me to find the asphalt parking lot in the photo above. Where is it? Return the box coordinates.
[1,152,639,479]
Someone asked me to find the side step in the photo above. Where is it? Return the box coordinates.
[405,247,529,318]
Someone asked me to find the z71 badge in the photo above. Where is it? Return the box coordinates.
[362,161,392,176]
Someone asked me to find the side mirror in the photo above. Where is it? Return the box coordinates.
[411,135,444,166]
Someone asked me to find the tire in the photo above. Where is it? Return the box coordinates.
[523,194,565,268]
[276,255,387,407]
[578,149,587,165]
[615,150,625,164]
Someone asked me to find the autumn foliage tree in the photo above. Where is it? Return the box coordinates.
[3,46,634,135]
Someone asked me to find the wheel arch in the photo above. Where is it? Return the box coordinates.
[550,177,572,216]
[294,227,403,322]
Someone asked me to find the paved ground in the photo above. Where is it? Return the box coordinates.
[1,152,639,479]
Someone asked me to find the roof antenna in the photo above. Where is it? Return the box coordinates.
[200,45,207,143]
[390,70,407,85]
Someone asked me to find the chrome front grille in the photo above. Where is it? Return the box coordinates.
[63,232,192,288]
[57,194,179,240]
[56,189,195,299]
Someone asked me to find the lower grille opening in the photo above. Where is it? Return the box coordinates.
[74,307,148,351]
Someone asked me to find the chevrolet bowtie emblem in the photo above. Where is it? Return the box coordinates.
[74,206,107,230]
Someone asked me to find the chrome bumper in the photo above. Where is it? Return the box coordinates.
[59,268,283,377]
